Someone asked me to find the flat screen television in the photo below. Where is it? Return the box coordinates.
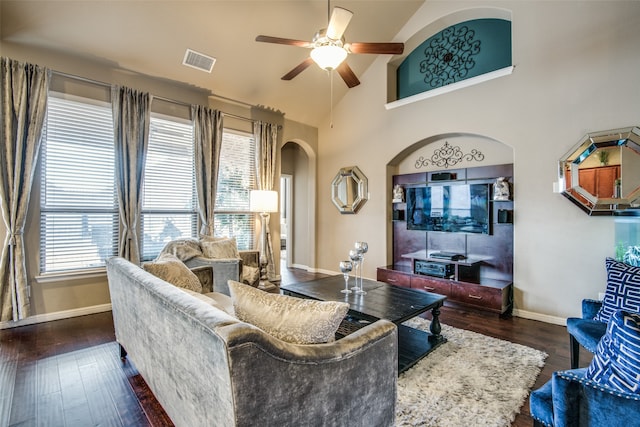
[406,184,490,234]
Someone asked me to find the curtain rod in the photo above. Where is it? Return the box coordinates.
[52,70,260,125]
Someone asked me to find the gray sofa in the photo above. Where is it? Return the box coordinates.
[106,257,398,427]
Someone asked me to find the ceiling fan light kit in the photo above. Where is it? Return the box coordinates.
[310,44,348,70]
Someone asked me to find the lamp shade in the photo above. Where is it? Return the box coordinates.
[310,45,348,70]
[250,190,278,213]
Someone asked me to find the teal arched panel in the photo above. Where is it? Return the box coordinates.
[397,19,512,99]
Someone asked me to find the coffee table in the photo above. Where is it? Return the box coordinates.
[281,275,447,374]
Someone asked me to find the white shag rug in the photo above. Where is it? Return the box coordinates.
[396,318,547,427]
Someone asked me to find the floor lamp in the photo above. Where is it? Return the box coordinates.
[249,190,278,287]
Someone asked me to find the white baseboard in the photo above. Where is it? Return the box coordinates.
[0,303,112,330]
[513,308,566,326]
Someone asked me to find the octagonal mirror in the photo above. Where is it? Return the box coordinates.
[331,166,368,214]
[559,126,640,215]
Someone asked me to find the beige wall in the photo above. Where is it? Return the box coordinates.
[0,42,319,319]
[316,1,640,323]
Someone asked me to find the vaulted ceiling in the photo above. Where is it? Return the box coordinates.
[1,1,424,127]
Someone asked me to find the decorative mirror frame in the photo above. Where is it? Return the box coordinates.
[331,166,368,214]
[559,126,640,215]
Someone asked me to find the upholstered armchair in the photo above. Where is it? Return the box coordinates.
[530,367,640,427]
[531,308,640,426]
[565,299,606,368]
[157,238,260,295]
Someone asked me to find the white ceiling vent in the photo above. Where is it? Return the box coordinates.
[182,49,216,73]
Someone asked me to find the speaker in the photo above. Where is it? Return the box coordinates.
[432,172,457,181]
[498,209,512,223]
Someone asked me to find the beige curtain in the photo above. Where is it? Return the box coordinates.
[254,121,278,280]
[112,86,151,265]
[0,57,50,321]
[192,106,223,237]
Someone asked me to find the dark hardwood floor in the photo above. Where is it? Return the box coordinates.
[0,266,592,426]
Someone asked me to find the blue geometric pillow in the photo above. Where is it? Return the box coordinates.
[586,310,640,394]
[594,258,640,323]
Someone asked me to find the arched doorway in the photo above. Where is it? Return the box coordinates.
[280,139,316,272]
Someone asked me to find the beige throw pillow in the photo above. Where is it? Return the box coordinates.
[200,237,240,259]
[228,280,349,344]
[158,238,202,261]
[143,253,203,293]
[242,265,260,287]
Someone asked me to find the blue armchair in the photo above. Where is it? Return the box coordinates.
[565,299,606,368]
[530,367,640,427]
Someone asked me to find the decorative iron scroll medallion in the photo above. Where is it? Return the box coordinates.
[415,141,485,169]
[420,25,481,88]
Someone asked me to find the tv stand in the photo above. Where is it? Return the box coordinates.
[377,264,513,317]
[387,164,514,317]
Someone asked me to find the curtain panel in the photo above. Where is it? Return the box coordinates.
[0,57,50,321]
[112,86,152,265]
[192,105,223,237]
[253,121,279,280]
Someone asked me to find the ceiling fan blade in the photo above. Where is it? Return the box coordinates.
[326,6,353,40]
[256,35,312,48]
[336,62,360,88]
[347,42,404,55]
[281,57,315,81]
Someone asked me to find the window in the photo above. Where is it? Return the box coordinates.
[40,94,117,273]
[215,130,256,250]
[141,115,197,260]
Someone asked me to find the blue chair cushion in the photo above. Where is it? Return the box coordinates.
[594,258,640,324]
[529,377,554,427]
[586,310,640,394]
[566,317,607,353]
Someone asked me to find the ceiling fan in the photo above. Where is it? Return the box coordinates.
[255,3,404,88]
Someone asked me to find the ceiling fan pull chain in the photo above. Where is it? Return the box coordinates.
[330,70,334,129]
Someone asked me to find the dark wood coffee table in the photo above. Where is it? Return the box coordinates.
[281,275,447,374]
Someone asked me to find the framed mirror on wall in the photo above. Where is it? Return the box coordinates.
[559,126,640,215]
[331,166,368,214]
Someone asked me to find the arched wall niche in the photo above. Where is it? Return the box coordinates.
[386,7,513,104]
[385,133,514,265]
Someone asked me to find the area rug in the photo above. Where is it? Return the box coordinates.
[396,318,547,427]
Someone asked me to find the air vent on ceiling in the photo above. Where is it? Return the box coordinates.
[182,49,216,73]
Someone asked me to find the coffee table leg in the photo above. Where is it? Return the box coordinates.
[429,304,444,343]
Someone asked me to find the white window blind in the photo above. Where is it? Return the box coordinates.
[141,115,197,261]
[215,130,256,250]
[40,94,117,273]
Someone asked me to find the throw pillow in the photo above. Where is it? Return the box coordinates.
[200,237,240,260]
[586,310,640,394]
[594,258,640,323]
[242,265,260,287]
[157,238,202,262]
[228,280,349,344]
[143,253,203,293]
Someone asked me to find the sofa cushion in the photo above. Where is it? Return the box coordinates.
[586,310,640,394]
[158,238,203,262]
[182,289,234,315]
[201,237,240,259]
[594,258,640,323]
[228,280,349,344]
[143,253,203,293]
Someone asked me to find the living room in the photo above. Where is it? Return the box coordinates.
[1,1,640,426]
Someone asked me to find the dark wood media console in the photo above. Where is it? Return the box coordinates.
[386,163,514,317]
[377,265,513,316]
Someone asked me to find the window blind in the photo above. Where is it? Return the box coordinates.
[141,115,197,260]
[40,95,117,273]
[215,130,256,250]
